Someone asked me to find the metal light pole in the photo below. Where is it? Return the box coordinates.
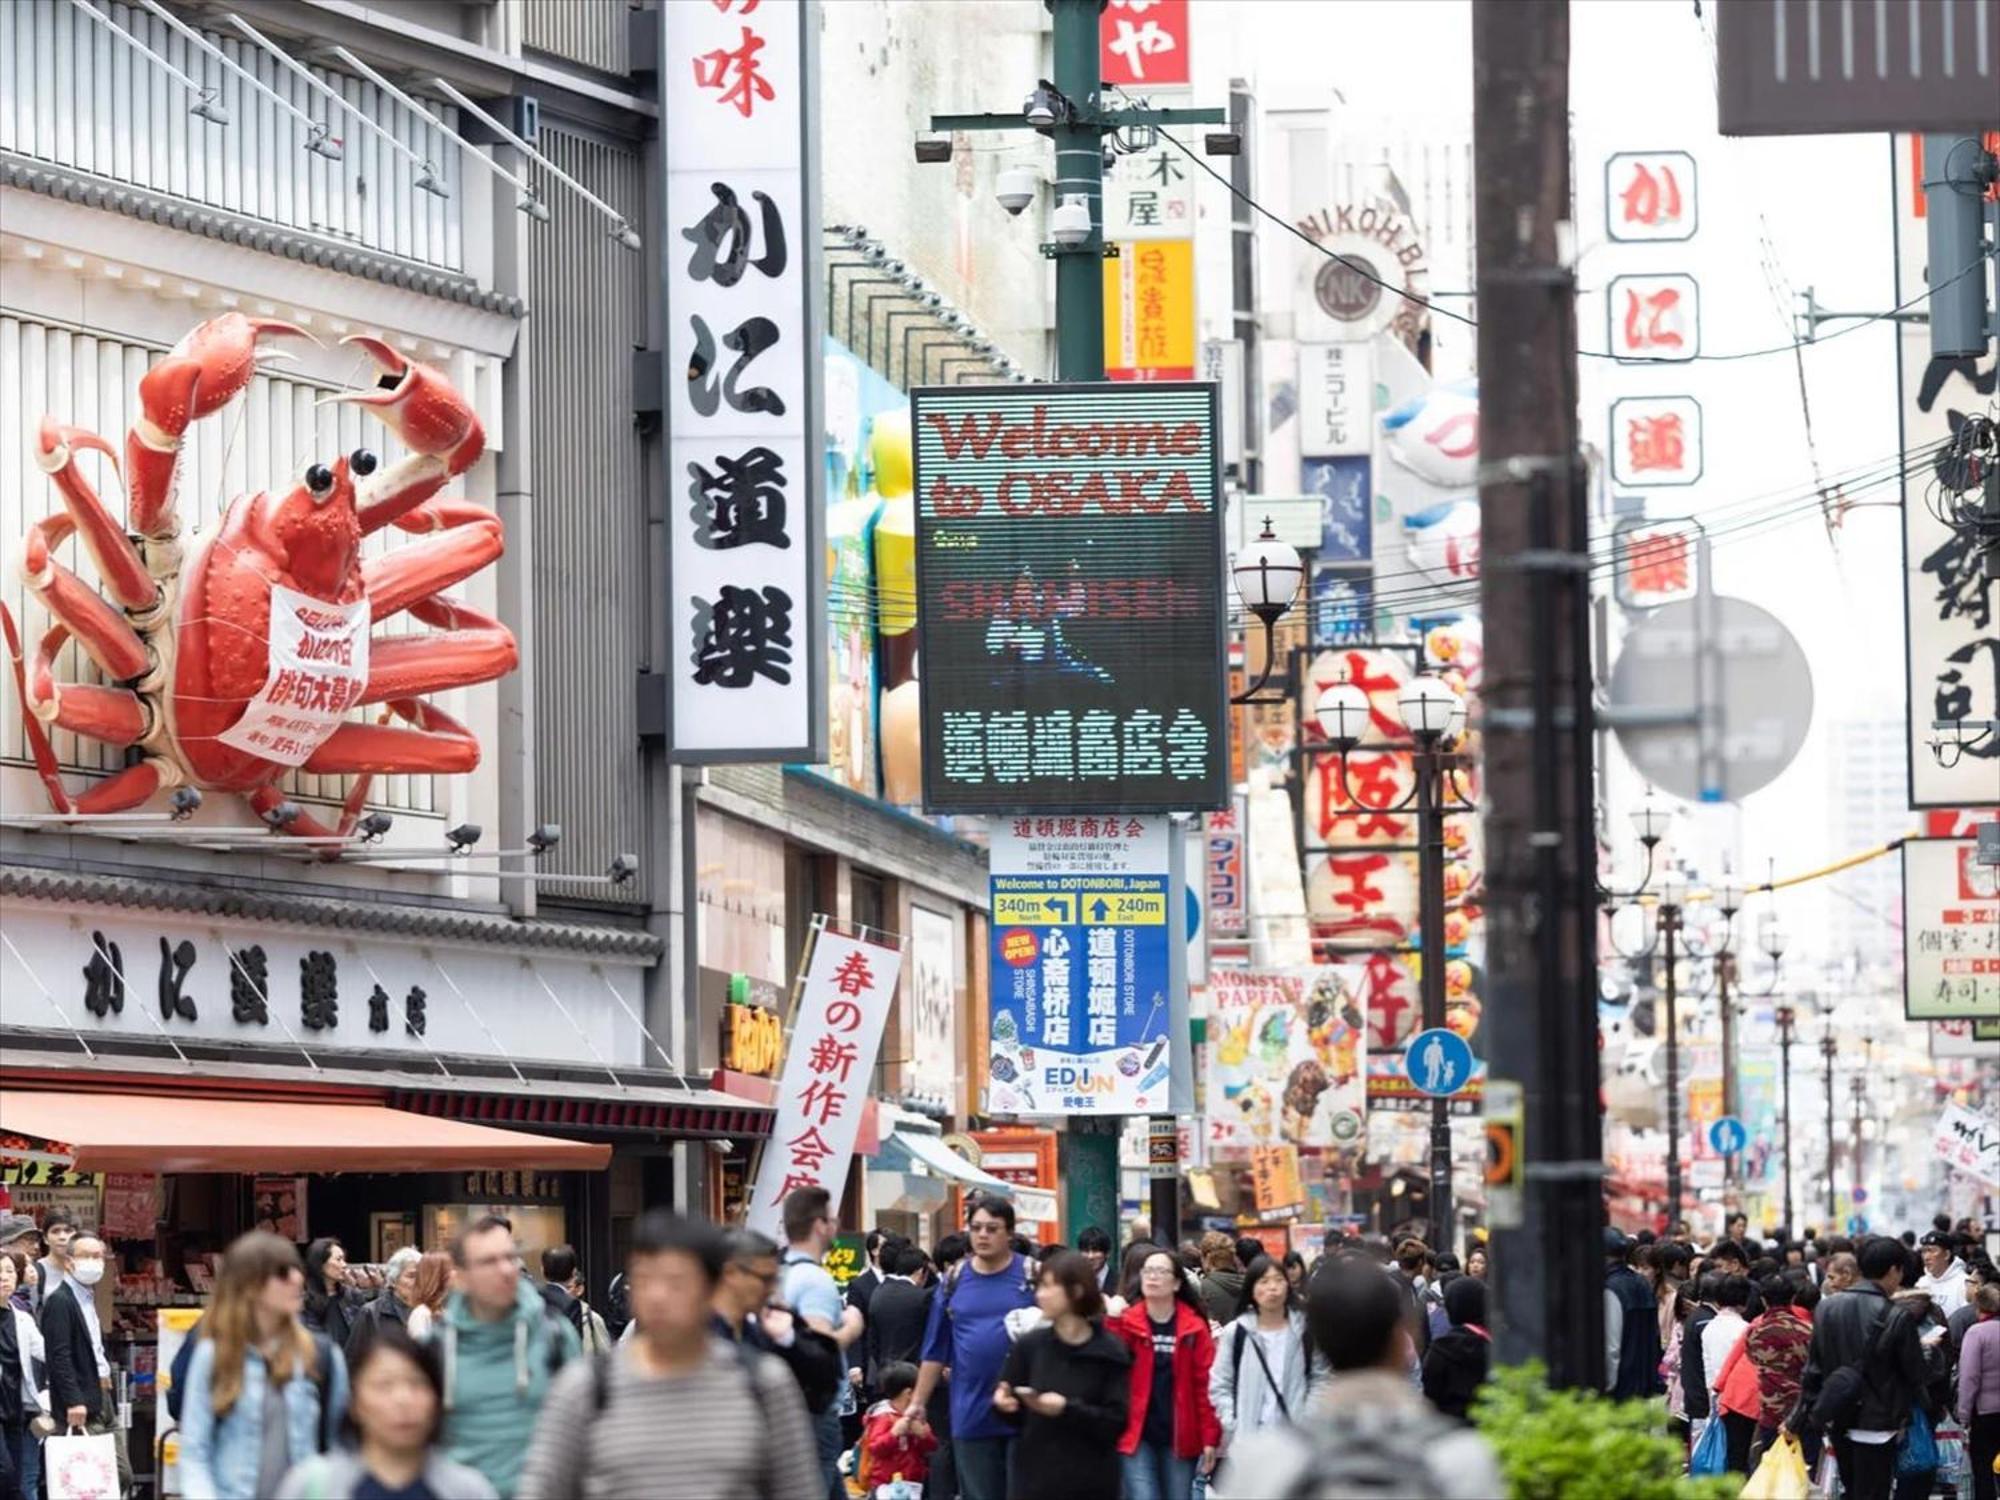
[1775,1002,1797,1233]
[1821,1029,1838,1225]
[1657,869,1690,1233]
[1316,671,1471,1254]
[1848,1073,1868,1214]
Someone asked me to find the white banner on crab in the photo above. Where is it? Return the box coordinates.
[213,586,369,767]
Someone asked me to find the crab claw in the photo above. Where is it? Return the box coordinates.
[330,335,485,476]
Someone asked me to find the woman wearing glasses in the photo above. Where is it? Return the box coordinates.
[1113,1247,1221,1500]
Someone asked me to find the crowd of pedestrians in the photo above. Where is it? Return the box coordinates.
[0,1194,1991,1499]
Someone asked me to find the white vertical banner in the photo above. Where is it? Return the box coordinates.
[1297,342,1373,457]
[663,0,825,762]
[1902,838,2000,1021]
[747,928,904,1235]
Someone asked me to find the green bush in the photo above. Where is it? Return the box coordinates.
[1470,1363,1742,1500]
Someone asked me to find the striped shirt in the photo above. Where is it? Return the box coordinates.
[515,1337,821,1500]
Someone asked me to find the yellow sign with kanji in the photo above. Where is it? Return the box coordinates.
[1251,1143,1305,1217]
[1105,239,1196,380]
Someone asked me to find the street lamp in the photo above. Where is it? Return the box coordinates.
[1319,671,1471,1253]
[1818,1019,1839,1226]
[1230,518,1303,704]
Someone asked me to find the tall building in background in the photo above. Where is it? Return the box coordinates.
[1824,718,1910,972]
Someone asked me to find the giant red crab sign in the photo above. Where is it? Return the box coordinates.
[1,314,511,843]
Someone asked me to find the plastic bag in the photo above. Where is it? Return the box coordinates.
[1895,1406,1937,1478]
[1740,1432,1811,1500]
[1809,1447,1840,1499]
[44,1428,118,1500]
[1931,1422,1969,1495]
[1690,1416,1730,1478]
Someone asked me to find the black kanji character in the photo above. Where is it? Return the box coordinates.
[689,446,789,550]
[300,950,339,1031]
[680,181,787,287]
[368,984,390,1033]
[157,937,197,1022]
[1934,636,2000,751]
[1146,151,1186,185]
[82,932,124,1018]
[230,946,270,1025]
[692,585,794,687]
[1922,528,1993,631]
[687,315,785,417]
[405,985,428,1038]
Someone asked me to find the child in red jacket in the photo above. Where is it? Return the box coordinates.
[861,1362,937,1494]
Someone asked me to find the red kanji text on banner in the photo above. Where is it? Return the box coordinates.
[747,928,905,1235]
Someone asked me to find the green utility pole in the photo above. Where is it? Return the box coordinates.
[928,0,1226,382]
[926,0,1230,1247]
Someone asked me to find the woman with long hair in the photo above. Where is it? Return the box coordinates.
[1105,1240,1161,1319]
[179,1232,349,1500]
[1209,1254,1328,1451]
[275,1322,495,1499]
[302,1237,360,1347]
[1114,1247,1220,1500]
[404,1251,455,1341]
[994,1250,1131,1500]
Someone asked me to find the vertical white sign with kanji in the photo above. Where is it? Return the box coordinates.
[1902,838,2000,1022]
[748,929,904,1235]
[1605,151,1698,242]
[1297,343,1374,457]
[663,0,824,761]
[1104,90,1196,240]
[1608,396,1703,487]
[1606,273,1701,361]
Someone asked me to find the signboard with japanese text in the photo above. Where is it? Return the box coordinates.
[986,818,1174,1116]
[1295,204,1431,352]
[1609,396,1703,487]
[1605,151,1698,242]
[0,899,650,1071]
[1200,339,1245,473]
[1250,1144,1305,1219]
[910,383,1228,813]
[1100,0,1190,86]
[1306,455,1373,564]
[1613,518,1700,610]
[1297,343,1374,458]
[747,928,903,1233]
[1902,837,2000,1020]
[1312,568,1375,646]
[1205,967,1367,1156]
[1932,1101,2000,1185]
[1105,102,1196,242]
[1106,239,1197,381]
[664,0,825,762]
[1206,800,1246,941]
[1895,135,1999,808]
[906,906,959,1115]
[1606,273,1701,361]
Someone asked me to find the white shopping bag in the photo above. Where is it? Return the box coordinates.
[44,1427,118,1500]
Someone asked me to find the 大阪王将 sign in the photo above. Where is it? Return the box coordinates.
[911,383,1227,814]
[987,818,1173,1115]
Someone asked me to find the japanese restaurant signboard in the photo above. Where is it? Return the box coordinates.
[663,0,825,762]
[747,928,903,1235]
[1604,151,1697,242]
[910,383,1228,813]
[1902,835,2000,1022]
[1099,0,1190,87]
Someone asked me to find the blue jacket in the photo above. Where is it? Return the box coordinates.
[177,1334,348,1500]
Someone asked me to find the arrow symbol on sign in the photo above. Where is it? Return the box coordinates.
[1088,898,1111,922]
[1043,898,1066,918]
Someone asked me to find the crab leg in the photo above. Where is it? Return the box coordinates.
[300,698,480,775]
[361,508,503,623]
[24,625,147,743]
[37,418,156,610]
[20,514,151,681]
[2,604,165,814]
[330,338,486,536]
[358,594,517,704]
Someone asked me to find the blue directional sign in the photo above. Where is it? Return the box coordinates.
[1404,1027,1475,1097]
[1708,1115,1748,1155]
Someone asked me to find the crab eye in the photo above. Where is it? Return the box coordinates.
[349,448,378,477]
[305,463,335,495]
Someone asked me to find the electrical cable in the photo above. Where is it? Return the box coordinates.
[1139,110,1983,366]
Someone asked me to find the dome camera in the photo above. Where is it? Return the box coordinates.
[995,166,1038,217]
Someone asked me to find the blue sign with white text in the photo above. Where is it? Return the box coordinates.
[1404,1027,1475,1097]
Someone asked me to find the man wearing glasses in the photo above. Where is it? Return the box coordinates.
[911,1195,1038,1500]
[713,1227,844,1414]
[779,1187,864,1498]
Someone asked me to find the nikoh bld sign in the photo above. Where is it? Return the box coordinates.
[912,384,1227,814]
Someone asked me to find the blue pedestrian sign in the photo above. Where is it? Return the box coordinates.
[1405,1027,1475,1097]
[1708,1116,1748,1155]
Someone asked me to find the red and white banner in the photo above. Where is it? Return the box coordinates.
[1100,0,1189,86]
[748,929,903,1234]
[216,586,369,766]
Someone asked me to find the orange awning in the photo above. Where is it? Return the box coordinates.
[0,1089,611,1174]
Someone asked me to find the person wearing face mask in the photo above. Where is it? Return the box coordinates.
[42,1233,132,1496]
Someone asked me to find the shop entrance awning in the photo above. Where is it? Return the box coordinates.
[0,1089,611,1173]
[883,1128,1017,1197]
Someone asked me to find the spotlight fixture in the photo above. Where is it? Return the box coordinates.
[608,853,640,885]
[1204,132,1243,157]
[1023,81,1065,127]
[445,822,483,853]
[167,787,203,821]
[262,800,302,830]
[914,136,953,164]
[527,823,563,854]
[357,812,394,842]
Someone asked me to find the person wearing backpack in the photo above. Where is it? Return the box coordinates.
[1210,1254,1329,1452]
[177,1231,350,1500]
[1209,1256,1502,1500]
[515,1211,820,1499]
[436,1215,580,1498]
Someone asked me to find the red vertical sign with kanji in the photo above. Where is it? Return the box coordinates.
[747,928,904,1235]
[1100,0,1190,87]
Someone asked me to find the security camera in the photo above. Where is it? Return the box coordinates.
[995,166,1038,217]
[1049,194,1093,249]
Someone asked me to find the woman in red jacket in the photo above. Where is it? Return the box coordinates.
[1113,1247,1221,1500]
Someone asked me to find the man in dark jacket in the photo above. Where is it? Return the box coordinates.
[713,1228,844,1416]
[863,1242,933,1388]
[1681,1274,1719,1424]
[1793,1237,1934,1500]
[1604,1228,1664,1398]
[538,1245,588,1337]
[43,1235,132,1496]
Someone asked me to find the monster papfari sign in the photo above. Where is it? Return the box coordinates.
[911,384,1227,815]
